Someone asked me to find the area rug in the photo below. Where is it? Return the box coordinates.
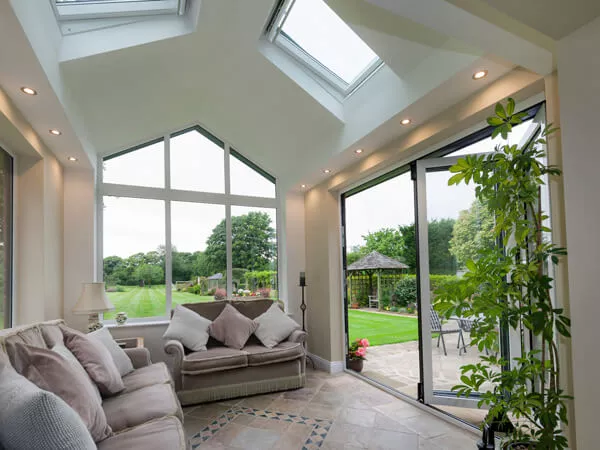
[189,405,333,449]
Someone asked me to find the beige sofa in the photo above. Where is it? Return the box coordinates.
[0,320,187,450]
[164,299,306,406]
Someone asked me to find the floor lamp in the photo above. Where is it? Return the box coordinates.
[299,272,314,368]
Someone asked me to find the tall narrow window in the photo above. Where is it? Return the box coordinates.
[0,148,13,329]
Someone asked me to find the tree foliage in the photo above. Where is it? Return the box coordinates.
[449,199,495,268]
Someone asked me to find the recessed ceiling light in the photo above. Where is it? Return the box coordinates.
[472,70,488,80]
[323,169,331,174]
[67,156,78,162]
[355,149,364,154]
[20,87,37,95]
[400,118,412,125]
[301,184,307,188]
[49,129,62,136]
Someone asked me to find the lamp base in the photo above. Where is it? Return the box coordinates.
[87,313,103,333]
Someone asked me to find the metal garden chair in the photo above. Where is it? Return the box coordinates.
[429,305,463,356]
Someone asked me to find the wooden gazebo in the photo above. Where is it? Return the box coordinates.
[347,251,409,308]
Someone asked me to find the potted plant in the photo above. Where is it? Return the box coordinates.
[346,338,369,372]
[434,99,571,449]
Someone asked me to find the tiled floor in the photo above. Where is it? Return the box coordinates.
[182,368,478,449]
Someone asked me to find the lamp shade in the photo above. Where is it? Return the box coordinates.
[72,282,114,314]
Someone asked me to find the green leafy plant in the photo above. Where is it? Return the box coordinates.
[434,99,570,449]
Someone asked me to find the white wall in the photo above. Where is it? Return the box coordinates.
[557,16,600,450]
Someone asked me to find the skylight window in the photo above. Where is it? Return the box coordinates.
[53,0,186,21]
[267,0,383,96]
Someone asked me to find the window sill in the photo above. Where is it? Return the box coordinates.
[105,320,170,328]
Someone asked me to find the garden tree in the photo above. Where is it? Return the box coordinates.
[171,249,198,282]
[346,246,366,266]
[103,256,124,283]
[192,252,212,278]
[362,228,404,261]
[204,212,275,274]
[449,199,495,267]
[133,264,164,285]
[399,225,417,271]
[399,220,456,274]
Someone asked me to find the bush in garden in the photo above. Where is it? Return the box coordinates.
[393,276,418,307]
[258,288,271,298]
[214,288,226,300]
[406,303,416,314]
[207,288,216,296]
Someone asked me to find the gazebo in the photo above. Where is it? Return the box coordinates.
[347,251,409,308]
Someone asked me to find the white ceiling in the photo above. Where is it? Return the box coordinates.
[0,0,569,190]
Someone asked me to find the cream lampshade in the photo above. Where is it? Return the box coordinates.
[72,282,115,332]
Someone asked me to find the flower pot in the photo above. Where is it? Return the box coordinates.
[347,358,363,372]
[504,442,536,449]
[351,302,360,309]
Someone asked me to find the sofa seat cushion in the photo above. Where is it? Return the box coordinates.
[122,362,172,394]
[182,347,248,375]
[97,416,187,450]
[243,342,304,367]
[102,383,183,432]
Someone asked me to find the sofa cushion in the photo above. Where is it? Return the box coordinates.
[122,362,172,394]
[61,325,125,397]
[164,304,212,352]
[182,347,248,375]
[254,303,301,348]
[39,323,65,348]
[9,342,112,442]
[209,304,257,350]
[53,344,102,404]
[102,383,183,432]
[2,326,46,358]
[89,327,134,377]
[97,416,187,450]
[244,342,304,367]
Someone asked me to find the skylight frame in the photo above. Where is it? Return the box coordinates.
[266,0,384,98]
[53,0,186,21]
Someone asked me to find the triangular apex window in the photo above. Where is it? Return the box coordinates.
[103,126,275,198]
[266,0,383,96]
[53,0,186,21]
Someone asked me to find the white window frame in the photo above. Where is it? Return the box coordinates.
[53,0,186,21]
[96,125,279,324]
[266,0,384,98]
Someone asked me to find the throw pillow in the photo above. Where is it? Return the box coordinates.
[163,304,212,351]
[0,353,96,450]
[61,325,125,397]
[88,327,134,376]
[8,343,112,443]
[52,344,102,404]
[254,303,301,348]
[209,303,258,350]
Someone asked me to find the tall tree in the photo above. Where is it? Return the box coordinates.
[362,228,404,260]
[399,221,456,274]
[449,199,495,267]
[133,264,164,285]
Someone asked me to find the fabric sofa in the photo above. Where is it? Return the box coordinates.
[0,319,188,450]
[164,299,306,406]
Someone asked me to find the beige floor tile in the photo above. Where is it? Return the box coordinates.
[367,429,419,449]
[311,390,347,407]
[231,413,255,426]
[301,403,342,420]
[229,426,282,450]
[272,431,308,449]
[325,423,373,449]
[321,442,366,450]
[209,423,248,447]
[428,430,478,449]
[184,416,211,439]
[187,402,233,419]
[266,398,309,414]
[250,416,291,432]
[281,386,317,401]
[401,415,456,439]
[373,412,415,433]
[338,407,376,427]
[237,394,282,410]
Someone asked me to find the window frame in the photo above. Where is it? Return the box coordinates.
[53,0,186,21]
[97,125,279,324]
[266,0,384,98]
[0,145,14,330]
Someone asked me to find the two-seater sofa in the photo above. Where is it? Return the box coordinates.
[0,319,188,450]
[164,299,306,406]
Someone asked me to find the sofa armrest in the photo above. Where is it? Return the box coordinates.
[287,329,307,345]
[164,340,184,391]
[124,347,151,369]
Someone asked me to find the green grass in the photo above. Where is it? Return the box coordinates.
[105,285,213,319]
[348,309,420,346]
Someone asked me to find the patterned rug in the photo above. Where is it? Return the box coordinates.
[189,405,333,449]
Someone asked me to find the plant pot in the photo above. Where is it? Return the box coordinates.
[347,358,363,372]
[351,302,360,309]
[503,442,536,449]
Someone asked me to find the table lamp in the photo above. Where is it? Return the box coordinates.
[72,282,114,332]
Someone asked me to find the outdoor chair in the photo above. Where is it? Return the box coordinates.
[429,305,463,356]
[368,295,379,309]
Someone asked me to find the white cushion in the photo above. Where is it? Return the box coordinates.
[52,344,103,404]
[88,327,134,377]
[254,303,301,349]
[163,305,212,351]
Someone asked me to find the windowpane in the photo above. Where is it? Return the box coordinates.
[170,129,225,193]
[103,196,166,319]
[231,206,278,299]
[230,152,276,198]
[0,149,12,329]
[445,121,533,157]
[104,140,164,188]
[280,0,379,84]
[171,202,226,303]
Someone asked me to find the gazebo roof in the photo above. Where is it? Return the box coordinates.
[347,251,409,271]
[208,273,223,280]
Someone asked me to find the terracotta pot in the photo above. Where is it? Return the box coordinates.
[351,303,360,309]
[347,358,364,372]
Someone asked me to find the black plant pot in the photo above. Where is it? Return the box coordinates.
[346,358,363,372]
[504,443,536,450]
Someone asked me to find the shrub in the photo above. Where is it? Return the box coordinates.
[406,302,416,314]
[214,288,226,300]
[207,288,216,296]
[390,306,399,313]
[258,287,271,298]
[393,276,417,307]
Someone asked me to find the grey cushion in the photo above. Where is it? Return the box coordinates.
[253,303,301,348]
[97,416,187,450]
[0,352,96,450]
[9,343,112,442]
[182,347,248,375]
[243,342,304,366]
[102,383,183,432]
[52,344,102,404]
[122,362,172,394]
[163,304,212,351]
[89,327,134,377]
[209,304,257,350]
[39,323,65,348]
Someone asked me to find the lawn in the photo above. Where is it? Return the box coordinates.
[348,309,420,346]
[105,285,213,319]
